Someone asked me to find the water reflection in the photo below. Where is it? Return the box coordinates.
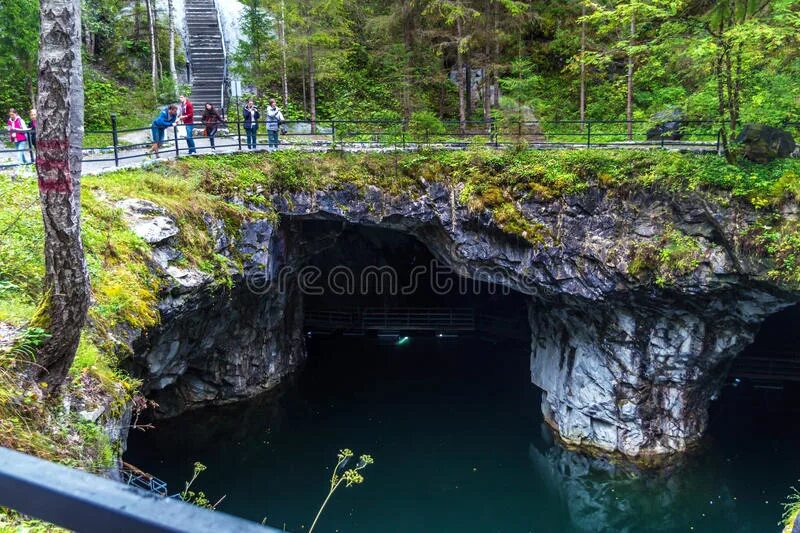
[529,424,748,533]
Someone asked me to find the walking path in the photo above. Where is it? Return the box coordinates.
[2,130,721,177]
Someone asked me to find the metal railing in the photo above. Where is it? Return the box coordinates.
[0,446,280,532]
[121,461,169,496]
[2,114,779,171]
[305,306,529,341]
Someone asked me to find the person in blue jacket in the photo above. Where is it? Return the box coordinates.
[148,104,178,158]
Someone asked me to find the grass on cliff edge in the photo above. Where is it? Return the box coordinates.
[0,148,799,475]
[183,148,800,282]
[0,166,250,479]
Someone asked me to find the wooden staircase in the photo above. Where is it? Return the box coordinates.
[185,0,226,116]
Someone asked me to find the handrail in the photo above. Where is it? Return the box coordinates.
[0,447,280,532]
[4,114,792,171]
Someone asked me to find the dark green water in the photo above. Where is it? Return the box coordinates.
[126,336,800,533]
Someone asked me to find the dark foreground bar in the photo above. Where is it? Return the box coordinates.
[0,447,281,533]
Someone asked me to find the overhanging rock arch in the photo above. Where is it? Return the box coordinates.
[127,179,797,462]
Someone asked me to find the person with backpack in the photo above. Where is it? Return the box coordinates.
[148,104,179,158]
[201,103,224,152]
[265,99,284,150]
[178,95,196,154]
[243,100,260,150]
[6,108,28,164]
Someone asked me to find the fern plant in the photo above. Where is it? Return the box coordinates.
[1,327,50,367]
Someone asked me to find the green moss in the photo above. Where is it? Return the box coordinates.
[628,227,704,287]
[656,228,703,286]
[746,216,800,287]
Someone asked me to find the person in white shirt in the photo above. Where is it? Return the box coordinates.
[265,99,284,150]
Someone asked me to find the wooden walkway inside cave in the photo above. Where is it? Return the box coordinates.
[304,307,529,342]
[729,351,800,384]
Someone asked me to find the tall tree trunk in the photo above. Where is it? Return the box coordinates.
[482,72,491,131]
[307,43,316,134]
[301,59,308,117]
[145,0,157,98]
[716,41,731,160]
[402,6,414,119]
[465,62,472,122]
[28,77,36,109]
[626,13,635,140]
[168,0,177,97]
[135,0,141,40]
[580,1,586,131]
[456,18,466,134]
[483,2,491,129]
[492,0,500,107]
[733,43,742,132]
[280,0,289,108]
[34,0,90,389]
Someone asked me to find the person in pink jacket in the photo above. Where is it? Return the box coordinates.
[7,108,29,164]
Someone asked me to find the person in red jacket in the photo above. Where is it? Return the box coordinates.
[178,95,196,154]
[6,108,29,164]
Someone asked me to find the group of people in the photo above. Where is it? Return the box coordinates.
[148,96,285,158]
[6,108,37,164]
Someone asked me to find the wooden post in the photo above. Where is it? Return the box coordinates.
[111,113,119,167]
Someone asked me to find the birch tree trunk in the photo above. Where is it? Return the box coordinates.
[168,0,178,97]
[280,0,289,108]
[492,0,500,107]
[308,43,316,134]
[580,1,586,131]
[626,13,635,140]
[34,0,90,389]
[456,17,466,134]
[146,0,158,98]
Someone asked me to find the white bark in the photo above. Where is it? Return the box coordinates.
[168,0,178,97]
[146,0,158,97]
[280,0,289,108]
[35,0,90,388]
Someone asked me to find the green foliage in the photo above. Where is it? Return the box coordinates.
[628,226,704,287]
[747,216,800,286]
[309,449,374,533]
[655,228,703,287]
[4,327,50,363]
[180,462,220,509]
[408,111,446,139]
[84,69,128,130]
[782,487,800,531]
[0,0,38,113]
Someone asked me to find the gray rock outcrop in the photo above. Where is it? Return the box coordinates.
[736,124,796,163]
[119,181,798,460]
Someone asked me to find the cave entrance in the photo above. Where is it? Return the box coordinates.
[296,219,531,345]
[713,302,800,439]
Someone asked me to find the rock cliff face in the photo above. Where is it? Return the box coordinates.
[121,200,339,417]
[123,181,797,460]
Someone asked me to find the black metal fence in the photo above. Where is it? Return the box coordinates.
[3,114,796,171]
